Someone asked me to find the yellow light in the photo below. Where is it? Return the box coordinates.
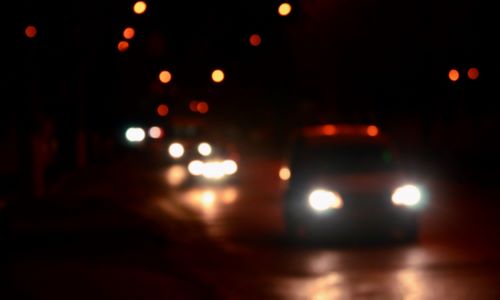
[278,3,292,16]
[448,69,459,82]
[279,167,291,181]
[159,70,172,84]
[157,104,169,116]
[211,69,225,83]
[133,1,147,14]
[249,34,261,47]
[367,125,379,137]
[118,41,129,52]
[201,191,216,207]
[467,67,479,80]
[25,25,37,38]
[165,165,187,186]
[123,27,135,40]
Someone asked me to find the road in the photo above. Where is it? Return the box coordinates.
[2,149,500,299]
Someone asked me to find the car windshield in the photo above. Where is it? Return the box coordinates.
[291,139,396,174]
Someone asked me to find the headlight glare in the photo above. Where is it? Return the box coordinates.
[392,184,421,207]
[308,189,343,212]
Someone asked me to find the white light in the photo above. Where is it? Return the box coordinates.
[188,160,204,176]
[279,166,291,181]
[168,143,185,159]
[197,142,212,156]
[392,184,421,207]
[222,160,238,175]
[308,189,343,212]
[202,161,225,179]
[125,127,146,143]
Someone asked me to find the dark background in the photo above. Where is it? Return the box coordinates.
[1,0,498,198]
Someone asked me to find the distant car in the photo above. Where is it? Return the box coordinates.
[281,124,427,242]
[164,138,240,187]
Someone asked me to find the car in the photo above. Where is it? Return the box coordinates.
[162,119,240,188]
[281,124,427,243]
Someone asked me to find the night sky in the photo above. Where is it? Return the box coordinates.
[3,0,496,134]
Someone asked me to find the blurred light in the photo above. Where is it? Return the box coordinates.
[322,125,337,136]
[367,125,379,137]
[308,189,343,212]
[222,187,238,204]
[278,3,292,16]
[189,101,198,112]
[25,25,37,38]
[159,70,172,84]
[168,143,185,159]
[279,167,291,181]
[148,126,163,139]
[157,104,169,116]
[197,101,209,114]
[165,165,187,186]
[211,69,225,83]
[249,34,261,47]
[201,191,216,207]
[198,142,212,156]
[448,69,459,82]
[188,160,204,176]
[123,27,135,40]
[125,127,146,143]
[222,160,238,175]
[133,1,147,14]
[118,41,129,52]
[467,67,479,80]
[202,162,225,179]
[392,185,421,207]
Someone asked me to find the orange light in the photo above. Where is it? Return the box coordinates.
[279,167,291,181]
[25,25,37,38]
[211,69,224,83]
[467,67,479,80]
[159,70,172,84]
[189,101,199,112]
[367,125,379,137]
[133,1,147,14]
[117,41,129,52]
[157,104,169,116]
[278,3,292,16]
[322,125,337,136]
[197,102,209,114]
[448,69,459,82]
[249,34,261,47]
[123,27,135,40]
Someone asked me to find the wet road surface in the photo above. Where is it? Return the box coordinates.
[3,152,500,299]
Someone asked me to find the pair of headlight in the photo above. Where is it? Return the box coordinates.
[168,142,213,159]
[307,184,422,212]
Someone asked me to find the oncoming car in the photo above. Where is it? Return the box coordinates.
[281,124,427,242]
[164,138,240,187]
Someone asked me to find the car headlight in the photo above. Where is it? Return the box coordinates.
[392,184,421,207]
[197,142,212,156]
[308,189,343,212]
[168,143,184,159]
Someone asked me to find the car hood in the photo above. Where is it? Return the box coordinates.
[305,170,411,194]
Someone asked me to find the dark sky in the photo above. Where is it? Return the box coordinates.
[4,0,495,131]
